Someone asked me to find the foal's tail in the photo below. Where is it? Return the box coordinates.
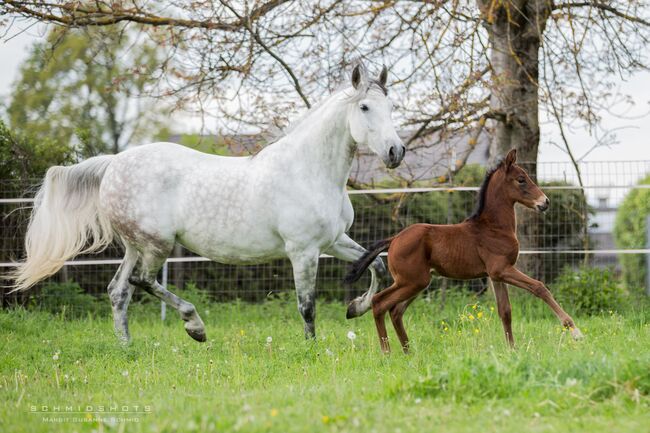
[9,155,115,291]
[344,238,392,285]
[344,238,392,319]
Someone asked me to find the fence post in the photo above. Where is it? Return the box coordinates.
[646,215,650,296]
[161,260,168,321]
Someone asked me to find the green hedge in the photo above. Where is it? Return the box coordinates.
[614,174,650,294]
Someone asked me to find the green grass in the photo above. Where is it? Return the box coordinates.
[1,293,649,433]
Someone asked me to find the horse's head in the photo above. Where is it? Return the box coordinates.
[347,65,405,169]
[500,149,549,212]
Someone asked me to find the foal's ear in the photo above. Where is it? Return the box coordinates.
[505,149,517,168]
[351,64,367,89]
[378,65,388,87]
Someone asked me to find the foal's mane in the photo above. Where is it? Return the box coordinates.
[467,158,506,221]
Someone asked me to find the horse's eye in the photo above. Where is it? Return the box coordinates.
[518,177,526,184]
[360,104,369,112]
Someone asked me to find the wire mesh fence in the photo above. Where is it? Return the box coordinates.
[1,160,649,306]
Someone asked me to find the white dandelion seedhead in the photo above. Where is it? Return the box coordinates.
[122,370,129,377]
[347,331,357,341]
[266,336,273,344]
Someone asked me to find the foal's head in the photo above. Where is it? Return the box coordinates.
[498,149,549,212]
[346,64,405,169]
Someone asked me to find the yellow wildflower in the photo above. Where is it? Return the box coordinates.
[477,312,483,319]
[322,415,330,424]
[468,314,475,321]
[270,409,279,417]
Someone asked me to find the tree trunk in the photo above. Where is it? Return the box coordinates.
[479,0,551,278]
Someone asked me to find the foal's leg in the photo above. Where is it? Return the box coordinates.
[129,249,207,342]
[495,266,583,340]
[287,249,319,339]
[389,297,415,354]
[324,234,386,319]
[107,245,138,344]
[489,279,514,347]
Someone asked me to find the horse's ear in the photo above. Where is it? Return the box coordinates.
[378,65,388,87]
[351,64,366,89]
[505,149,517,168]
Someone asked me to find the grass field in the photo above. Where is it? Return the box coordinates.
[1,292,648,433]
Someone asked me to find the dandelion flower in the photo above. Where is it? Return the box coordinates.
[477,312,483,319]
[240,329,245,336]
[474,328,480,334]
[322,415,330,424]
[270,408,278,417]
[52,354,59,361]
[472,304,478,310]
[266,336,273,344]
[468,314,475,321]
[347,331,357,341]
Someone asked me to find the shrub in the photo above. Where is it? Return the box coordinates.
[551,266,628,315]
[613,174,650,294]
[30,281,109,318]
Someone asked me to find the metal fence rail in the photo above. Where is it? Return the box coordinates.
[1,160,649,304]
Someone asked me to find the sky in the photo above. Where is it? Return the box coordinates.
[1,26,649,166]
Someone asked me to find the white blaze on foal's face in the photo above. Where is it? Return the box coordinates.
[347,65,405,169]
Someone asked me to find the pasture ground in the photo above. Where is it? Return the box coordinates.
[1,292,648,433]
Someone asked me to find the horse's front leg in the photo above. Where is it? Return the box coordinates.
[493,266,583,341]
[489,279,515,347]
[287,249,319,339]
[325,234,386,319]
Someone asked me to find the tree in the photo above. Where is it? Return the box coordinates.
[6,25,164,155]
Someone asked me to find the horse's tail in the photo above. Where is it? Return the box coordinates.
[9,155,115,292]
[344,238,392,319]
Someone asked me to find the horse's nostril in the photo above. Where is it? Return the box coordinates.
[389,146,396,162]
[545,198,550,206]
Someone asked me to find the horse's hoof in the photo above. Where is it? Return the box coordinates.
[346,298,364,319]
[570,327,584,341]
[185,325,207,342]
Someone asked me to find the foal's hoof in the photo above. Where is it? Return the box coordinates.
[570,327,584,341]
[185,325,207,342]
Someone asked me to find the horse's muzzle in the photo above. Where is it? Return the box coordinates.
[386,144,405,169]
[536,197,550,212]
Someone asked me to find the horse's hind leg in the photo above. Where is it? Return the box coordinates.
[107,245,138,344]
[129,249,207,342]
[389,297,415,354]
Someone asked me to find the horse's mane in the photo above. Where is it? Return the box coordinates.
[467,157,506,221]
[280,80,387,138]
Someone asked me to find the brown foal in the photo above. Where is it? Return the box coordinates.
[344,149,583,353]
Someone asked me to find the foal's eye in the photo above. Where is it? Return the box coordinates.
[360,104,369,112]
[517,177,526,184]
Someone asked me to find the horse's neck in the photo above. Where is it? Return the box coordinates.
[283,96,355,188]
[479,182,517,233]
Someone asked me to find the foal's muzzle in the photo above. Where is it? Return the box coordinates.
[536,197,550,212]
[386,143,405,169]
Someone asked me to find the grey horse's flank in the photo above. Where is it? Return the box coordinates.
[9,64,405,344]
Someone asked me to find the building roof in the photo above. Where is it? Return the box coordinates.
[168,128,491,185]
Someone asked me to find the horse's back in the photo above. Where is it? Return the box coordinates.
[398,223,487,280]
